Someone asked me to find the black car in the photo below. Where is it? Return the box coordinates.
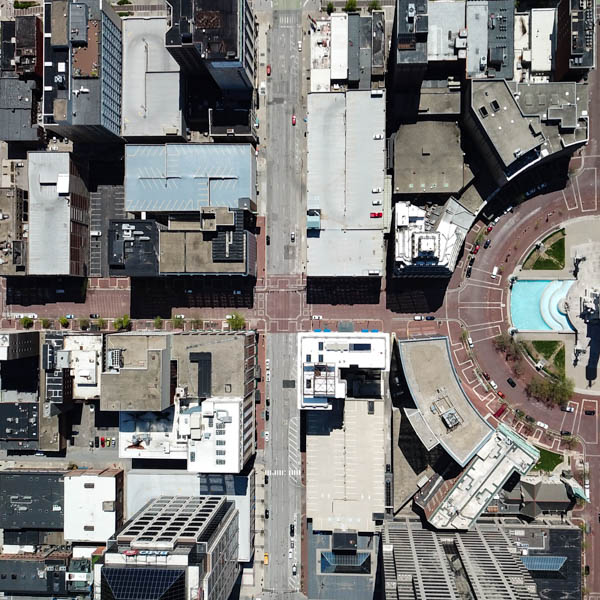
[264,475,269,484]
[425,316,435,321]
[561,430,571,436]
[466,266,472,278]
[94,436,99,448]
[468,256,475,266]
[266,235,271,245]
[525,415,535,423]
[266,397,270,406]
[265,410,270,421]
[585,565,590,576]
[507,377,516,388]
[484,239,491,249]
[265,509,269,519]
[585,410,596,416]
[89,313,99,319]
[290,524,295,537]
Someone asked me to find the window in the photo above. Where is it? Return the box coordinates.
[318,354,323,362]
[84,525,95,531]
[225,383,232,393]
[84,483,95,489]
[216,450,226,456]
[306,354,311,362]
[216,459,226,465]
[318,342,323,351]
[216,440,226,446]
[216,430,225,435]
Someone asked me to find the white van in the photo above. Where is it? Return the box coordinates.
[491,266,499,279]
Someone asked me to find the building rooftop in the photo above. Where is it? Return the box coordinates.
[427,0,465,62]
[0,402,38,448]
[165,0,239,59]
[64,468,122,543]
[102,330,253,412]
[62,334,102,400]
[469,79,544,172]
[0,550,70,596]
[418,82,461,115]
[0,470,64,529]
[393,121,466,195]
[0,187,27,276]
[530,8,555,73]
[0,78,39,142]
[395,0,428,66]
[566,0,595,70]
[398,337,493,466]
[306,91,386,277]
[306,398,385,533]
[124,144,256,213]
[121,17,183,139]
[116,495,231,550]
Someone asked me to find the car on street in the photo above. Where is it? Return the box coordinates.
[291,231,296,242]
[482,372,490,380]
[90,403,95,412]
[292,114,296,126]
[468,256,475,266]
[486,225,493,233]
[312,315,323,320]
[265,410,269,421]
[266,397,270,406]
[65,314,75,319]
[292,564,297,576]
[298,40,302,51]
[264,553,269,565]
[288,549,293,559]
[561,406,574,412]
[265,359,270,369]
[536,421,549,430]
[425,316,435,321]
[89,440,94,448]
[497,390,505,399]
[507,377,516,387]
[585,410,596,415]
[467,336,474,348]
[35,451,45,456]
[264,431,270,442]
[266,370,271,382]
[266,64,271,76]
[466,266,472,278]
[112,437,116,447]
[89,313,99,318]
[290,523,295,537]
[265,509,269,519]
[94,436,99,447]
[489,380,498,391]
[472,245,480,254]
[266,235,270,245]
[101,437,105,447]
[484,239,491,249]
[265,475,269,484]
[561,430,571,436]
[414,315,423,321]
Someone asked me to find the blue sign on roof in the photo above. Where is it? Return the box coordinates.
[521,555,567,572]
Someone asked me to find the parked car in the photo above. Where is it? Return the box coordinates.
[497,390,506,399]
[482,372,490,380]
[560,430,571,436]
[493,404,507,419]
[298,40,302,51]
[425,316,435,321]
[466,266,472,278]
[467,336,474,348]
[106,437,111,446]
[65,314,75,319]
[266,397,270,406]
[561,406,574,412]
[414,315,423,321]
[292,564,297,576]
[174,314,185,319]
[489,380,498,390]
[536,421,549,430]
[264,474,269,484]
[94,436,99,447]
[472,245,480,254]
[266,359,270,369]
[290,523,295,537]
[89,313,99,319]
[288,548,293,559]
[266,370,271,382]
[311,315,323,320]
[90,403,95,412]
[101,437,105,447]
[507,377,516,388]
[264,431,270,442]
[266,235,271,245]
[484,239,491,249]
[264,553,269,565]
[291,231,296,242]
[112,437,116,447]
[89,440,94,448]
[468,256,475,266]
[585,410,596,416]
[265,410,270,421]
[265,509,270,519]
[266,64,271,76]
[292,114,296,126]
[525,415,535,423]
[486,225,493,233]
[370,212,383,218]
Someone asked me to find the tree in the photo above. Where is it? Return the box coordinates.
[154,316,163,330]
[326,1,334,13]
[114,314,131,331]
[41,318,52,329]
[172,316,185,329]
[59,316,69,328]
[79,318,89,330]
[97,318,107,330]
[191,319,203,330]
[227,312,246,331]
[343,0,357,12]
[493,332,511,353]
[20,316,33,329]
[368,0,381,10]
[552,376,574,406]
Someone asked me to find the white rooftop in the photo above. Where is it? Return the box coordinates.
[530,8,555,73]
[306,91,386,277]
[428,0,466,61]
[63,334,102,400]
[306,398,385,532]
[466,1,488,78]
[310,19,331,92]
[298,331,389,409]
[330,13,348,80]
[121,17,183,138]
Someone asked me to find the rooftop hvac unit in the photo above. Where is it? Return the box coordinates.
[107,349,122,370]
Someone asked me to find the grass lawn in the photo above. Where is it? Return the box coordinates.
[532,340,560,359]
[533,447,563,472]
[554,345,565,376]
[532,238,565,270]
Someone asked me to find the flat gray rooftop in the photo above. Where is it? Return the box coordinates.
[393,121,466,195]
[428,0,465,61]
[125,144,255,212]
[398,337,493,466]
[471,80,543,169]
[121,17,183,139]
[306,91,385,277]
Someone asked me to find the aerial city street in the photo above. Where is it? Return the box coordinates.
[0,0,597,597]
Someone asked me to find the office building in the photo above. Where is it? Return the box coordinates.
[121,17,184,140]
[1,16,43,79]
[108,211,257,278]
[42,0,122,142]
[63,468,124,543]
[306,90,386,279]
[27,151,89,276]
[165,0,255,98]
[96,496,239,600]
[0,330,38,361]
[126,470,255,563]
[556,0,595,78]
[0,186,28,275]
[0,78,40,142]
[382,518,539,599]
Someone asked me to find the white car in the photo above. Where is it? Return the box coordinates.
[266,370,271,382]
[288,548,293,559]
[264,431,270,442]
[536,421,549,430]
[489,380,498,391]
[174,314,185,319]
[564,406,575,413]
[298,40,302,52]
[311,315,323,320]
[467,336,474,348]
[265,359,270,369]
[414,315,423,321]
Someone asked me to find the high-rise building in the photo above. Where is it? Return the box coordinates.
[95,496,239,600]
[42,0,122,143]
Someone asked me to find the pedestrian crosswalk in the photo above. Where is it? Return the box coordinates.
[265,468,301,477]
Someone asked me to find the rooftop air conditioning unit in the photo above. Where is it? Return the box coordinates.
[107,349,122,370]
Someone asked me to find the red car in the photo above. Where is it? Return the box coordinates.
[266,64,271,76]
[101,437,105,447]
[472,245,480,254]
[497,390,506,398]
[493,403,507,419]
[292,114,296,126]
[487,225,493,233]
[370,212,383,218]
[482,372,490,380]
